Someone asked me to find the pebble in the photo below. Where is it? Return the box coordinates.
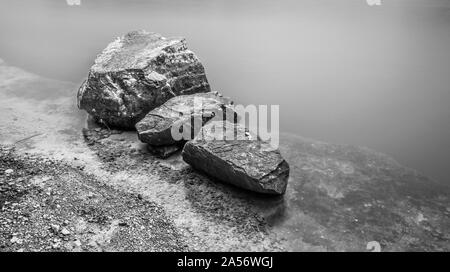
[73,240,82,247]
[41,176,51,182]
[4,169,14,175]
[61,228,70,235]
[50,224,60,233]
[10,237,23,244]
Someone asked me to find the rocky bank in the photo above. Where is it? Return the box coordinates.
[79,31,289,194]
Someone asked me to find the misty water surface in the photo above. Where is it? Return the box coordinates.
[0,0,449,184]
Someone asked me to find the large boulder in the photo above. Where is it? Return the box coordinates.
[182,121,290,195]
[135,92,235,146]
[77,30,211,128]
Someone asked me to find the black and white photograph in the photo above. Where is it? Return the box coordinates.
[0,0,449,257]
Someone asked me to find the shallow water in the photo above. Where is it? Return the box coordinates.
[1,0,449,184]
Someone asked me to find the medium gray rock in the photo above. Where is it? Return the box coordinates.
[182,121,289,195]
[77,30,211,128]
[135,92,235,146]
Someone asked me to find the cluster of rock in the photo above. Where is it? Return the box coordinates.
[77,31,289,195]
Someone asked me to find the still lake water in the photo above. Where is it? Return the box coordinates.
[0,0,449,184]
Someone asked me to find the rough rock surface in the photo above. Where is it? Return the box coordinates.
[77,30,211,128]
[135,92,234,146]
[182,121,290,195]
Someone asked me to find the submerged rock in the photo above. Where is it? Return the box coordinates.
[182,121,289,195]
[135,92,235,147]
[77,30,211,129]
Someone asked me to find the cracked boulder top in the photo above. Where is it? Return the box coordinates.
[91,30,186,73]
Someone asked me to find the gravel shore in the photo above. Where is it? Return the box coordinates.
[0,145,186,252]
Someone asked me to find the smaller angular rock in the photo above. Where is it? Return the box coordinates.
[135,92,235,146]
[182,121,289,195]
